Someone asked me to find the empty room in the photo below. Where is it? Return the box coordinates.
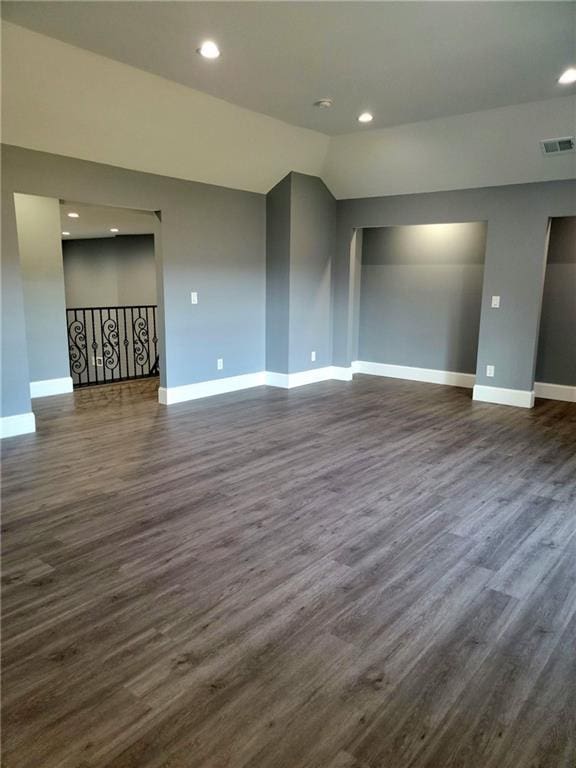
[1,3,575,767]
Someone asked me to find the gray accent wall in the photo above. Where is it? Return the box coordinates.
[2,144,575,422]
[334,180,576,393]
[359,223,486,373]
[535,217,576,386]
[289,173,335,373]
[2,144,265,418]
[2,188,33,416]
[14,193,70,385]
[265,175,291,374]
[265,172,336,374]
[63,235,157,307]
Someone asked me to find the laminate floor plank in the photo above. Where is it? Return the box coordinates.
[1,376,575,767]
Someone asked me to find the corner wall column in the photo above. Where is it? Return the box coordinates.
[473,202,551,407]
[0,189,36,437]
[265,172,339,386]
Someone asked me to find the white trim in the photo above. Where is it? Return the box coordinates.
[264,371,291,389]
[0,412,36,439]
[330,366,354,382]
[473,385,535,408]
[352,361,475,389]
[30,376,73,398]
[265,366,353,389]
[158,372,267,405]
[534,382,576,403]
[158,367,355,404]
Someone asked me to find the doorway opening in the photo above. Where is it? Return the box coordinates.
[14,194,163,401]
[61,202,160,388]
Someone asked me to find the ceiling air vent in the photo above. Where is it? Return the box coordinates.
[540,136,576,155]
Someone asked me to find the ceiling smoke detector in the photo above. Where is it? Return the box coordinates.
[314,98,334,109]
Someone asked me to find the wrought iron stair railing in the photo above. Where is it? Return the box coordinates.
[66,305,158,387]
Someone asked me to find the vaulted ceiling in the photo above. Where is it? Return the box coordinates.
[3,1,575,135]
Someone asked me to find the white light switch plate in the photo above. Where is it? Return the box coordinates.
[217,358,224,370]
[491,295,501,308]
[311,351,316,362]
[486,365,495,377]
[191,291,198,305]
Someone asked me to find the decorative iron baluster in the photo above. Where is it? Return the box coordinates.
[67,310,88,386]
[151,306,159,375]
[123,306,130,379]
[102,309,120,380]
[90,308,98,385]
[133,307,150,375]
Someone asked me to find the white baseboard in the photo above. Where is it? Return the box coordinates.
[159,366,355,404]
[30,376,73,398]
[330,366,354,382]
[158,371,267,405]
[0,411,36,439]
[534,382,576,403]
[265,366,352,389]
[352,361,475,389]
[473,385,535,408]
[263,371,291,389]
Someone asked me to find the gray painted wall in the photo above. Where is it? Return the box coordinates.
[535,217,576,386]
[2,144,265,418]
[265,172,336,374]
[3,145,574,421]
[14,193,70,385]
[63,235,157,307]
[289,173,335,373]
[334,180,576,392]
[265,175,291,374]
[359,223,486,373]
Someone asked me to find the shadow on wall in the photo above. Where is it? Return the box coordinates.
[535,217,576,387]
[358,222,487,374]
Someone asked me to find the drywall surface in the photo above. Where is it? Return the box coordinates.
[265,173,336,374]
[536,217,576,386]
[1,22,328,195]
[288,173,335,373]
[335,179,576,392]
[359,223,486,373]
[4,24,574,203]
[324,97,576,199]
[2,190,32,417]
[63,235,157,307]
[265,175,291,374]
[14,193,70,384]
[2,144,265,419]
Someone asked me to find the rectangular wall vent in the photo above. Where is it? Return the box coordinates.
[540,136,575,155]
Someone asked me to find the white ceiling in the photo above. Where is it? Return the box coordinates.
[60,202,157,240]
[3,1,575,135]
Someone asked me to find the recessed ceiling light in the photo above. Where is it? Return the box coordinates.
[314,98,334,109]
[358,112,373,124]
[62,231,70,236]
[558,67,576,85]
[67,212,79,218]
[198,40,220,59]
[110,228,119,233]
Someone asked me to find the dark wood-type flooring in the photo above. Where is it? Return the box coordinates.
[2,376,576,768]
